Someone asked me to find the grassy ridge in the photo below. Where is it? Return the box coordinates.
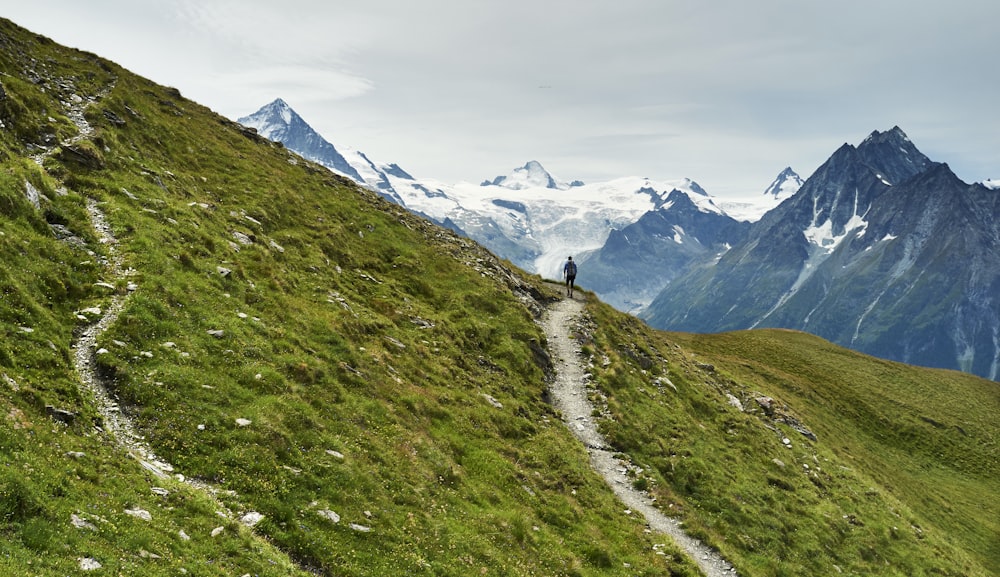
[1,18,696,576]
[580,298,998,576]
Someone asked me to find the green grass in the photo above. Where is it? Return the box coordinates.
[2,15,996,576]
[580,298,998,576]
[0,17,695,576]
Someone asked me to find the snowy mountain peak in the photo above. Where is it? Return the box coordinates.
[240,98,300,139]
[763,167,803,200]
[483,160,582,191]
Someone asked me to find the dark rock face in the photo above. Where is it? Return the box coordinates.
[643,128,1000,381]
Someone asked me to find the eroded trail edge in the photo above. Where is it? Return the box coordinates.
[541,296,739,577]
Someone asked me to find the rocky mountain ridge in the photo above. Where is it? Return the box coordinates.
[643,127,1000,380]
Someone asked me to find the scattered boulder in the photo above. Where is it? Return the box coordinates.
[71,514,97,531]
[124,508,152,521]
[482,394,504,409]
[755,396,775,417]
[240,511,264,527]
[78,557,102,571]
[46,405,76,425]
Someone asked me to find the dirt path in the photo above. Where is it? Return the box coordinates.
[541,295,739,577]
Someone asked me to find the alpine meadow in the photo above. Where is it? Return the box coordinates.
[1,18,997,577]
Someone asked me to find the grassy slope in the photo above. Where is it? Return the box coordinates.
[2,17,997,577]
[580,298,998,576]
[0,19,697,576]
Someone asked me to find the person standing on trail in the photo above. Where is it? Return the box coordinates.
[562,256,577,298]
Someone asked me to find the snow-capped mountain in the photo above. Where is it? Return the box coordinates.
[713,167,802,222]
[482,160,584,190]
[643,127,1000,381]
[237,99,752,283]
[239,99,366,184]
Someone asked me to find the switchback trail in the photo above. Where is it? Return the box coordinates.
[540,294,739,577]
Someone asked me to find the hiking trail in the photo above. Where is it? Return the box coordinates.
[541,294,739,577]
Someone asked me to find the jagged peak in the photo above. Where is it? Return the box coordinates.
[862,125,909,144]
[483,160,576,190]
[763,167,803,199]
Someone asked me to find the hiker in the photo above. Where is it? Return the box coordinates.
[562,256,577,298]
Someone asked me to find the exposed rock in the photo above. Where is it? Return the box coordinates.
[240,511,264,527]
[46,405,76,425]
[125,508,152,521]
[482,394,504,409]
[235,418,252,427]
[317,509,340,523]
[755,396,775,416]
[71,513,97,531]
[24,181,41,209]
[349,523,371,533]
[725,394,744,412]
[78,557,102,571]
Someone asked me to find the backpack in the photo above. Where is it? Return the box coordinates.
[565,261,577,276]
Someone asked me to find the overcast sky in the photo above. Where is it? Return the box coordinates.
[5,1,998,197]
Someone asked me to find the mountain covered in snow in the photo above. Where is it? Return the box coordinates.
[238,99,788,296]
[642,127,1000,381]
[482,160,584,190]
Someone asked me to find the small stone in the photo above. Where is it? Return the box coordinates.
[71,514,97,531]
[78,557,102,571]
[178,529,190,541]
[240,511,264,527]
[65,451,86,459]
[207,329,225,338]
[151,487,169,496]
[326,449,344,460]
[317,509,340,523]
[349,523,371,533]
[125,508,152,521]
[211,526,225,537]
[235,418,252,427]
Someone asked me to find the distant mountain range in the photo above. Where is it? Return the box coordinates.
[238,99,794,309]
[240,101,1000,381]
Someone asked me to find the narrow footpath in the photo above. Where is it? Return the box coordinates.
[540,294,739,577]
